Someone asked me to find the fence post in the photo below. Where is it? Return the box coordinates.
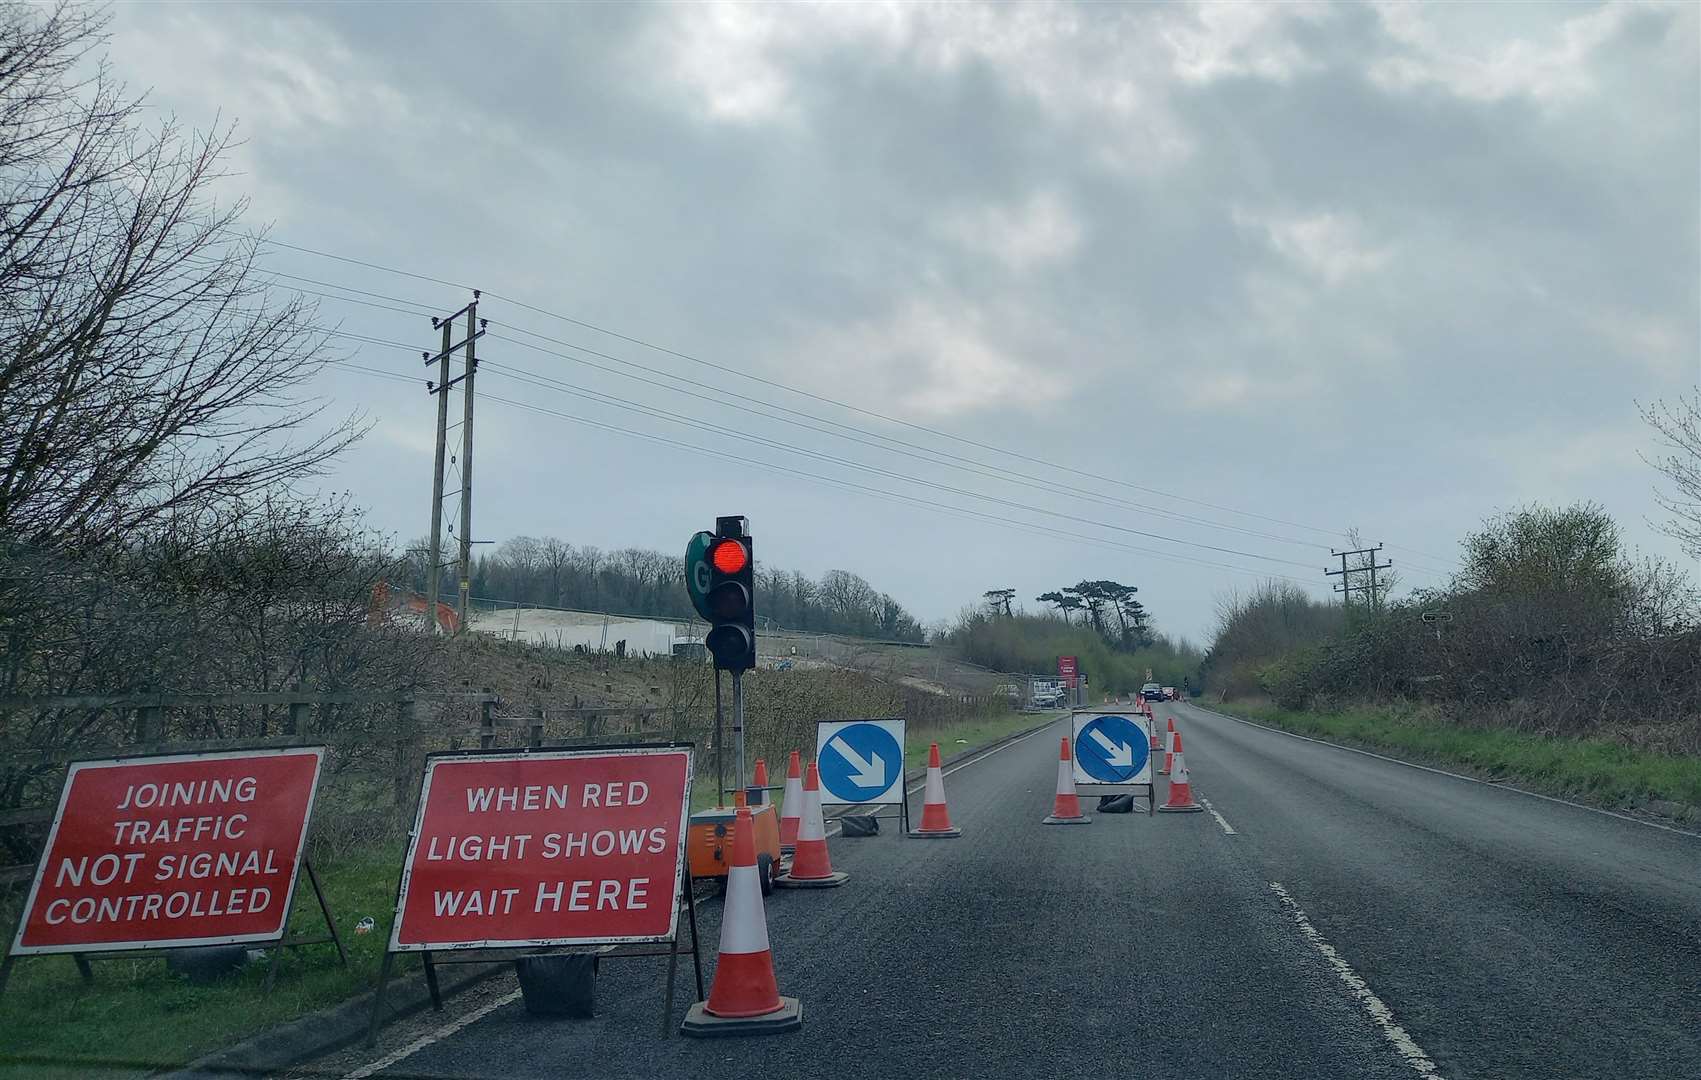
[394,695,420,809]
[478,691,495,750]
[529,705,544,749]
[135,692,162,745]
[286,686,309,737]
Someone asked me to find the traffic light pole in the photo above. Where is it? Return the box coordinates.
[731,670,746,796]
[713,668,725,808]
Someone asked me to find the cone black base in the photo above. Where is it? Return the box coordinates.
[1157,803,1203,814]
[907,827,962,838]
[680,997,803,1037]
[1042,814,1092,824]
[774,871,848,888]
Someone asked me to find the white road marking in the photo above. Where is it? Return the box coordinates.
[1185,704,1701,840]
[1198,795,1237,835]
[1268,882,1445,1078]
[344,988,524,1079]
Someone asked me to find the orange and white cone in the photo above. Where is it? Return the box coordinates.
[775,762,847,888]
[1158,718,1177,775]
[681,806,803,1035]
[1147,715,1163,754]
[1042,737,1091,824]
[750,758,769,806]
[778,751,803,850]
[909,743,962,838]
[1158,732,1204,814]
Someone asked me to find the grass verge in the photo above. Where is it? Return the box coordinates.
[0,845,409,1079]
[1,707,1046,1075]
[1220,701,1701,811]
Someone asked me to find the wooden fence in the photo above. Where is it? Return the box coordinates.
[0,689,695,889]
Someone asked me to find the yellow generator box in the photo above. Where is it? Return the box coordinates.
[688,802,781,894]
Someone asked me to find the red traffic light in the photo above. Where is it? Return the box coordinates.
[710,539,748,575]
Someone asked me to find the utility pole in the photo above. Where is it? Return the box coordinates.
[423,291,484,634]
[457,295,478,630]
[1326,543,1394,610]
[425,318,452,635]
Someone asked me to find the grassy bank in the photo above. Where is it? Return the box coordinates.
[1,706,1042,1075]
[1219,701,1701,812]
[0,847,408,1079]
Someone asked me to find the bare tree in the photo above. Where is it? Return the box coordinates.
[0,3,362,551]
[1641,390,1701,559]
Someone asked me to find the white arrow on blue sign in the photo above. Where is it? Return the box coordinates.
[815,719,905,805]
[1071,713,1152,785]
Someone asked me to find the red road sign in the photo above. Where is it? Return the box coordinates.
[1058,655,1078,688]
[390,747,693,951]
[10,747,325,955]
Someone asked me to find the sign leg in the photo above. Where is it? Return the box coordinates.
[685,873,704,999]
[423,950,443,1010]
[0,951,16,1001]
[366,951,396,1048]
[305,860,348,966]
[662,930,680,1038]
[72,953,92,985]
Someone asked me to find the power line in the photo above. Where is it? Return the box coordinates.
[241,239,1451,579]
[336,360,1316,586]
[245,236,1353,539]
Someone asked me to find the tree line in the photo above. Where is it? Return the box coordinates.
[402,536,926,642]
[1202,503,1700,750]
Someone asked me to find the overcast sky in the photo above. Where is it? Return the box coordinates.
[106,1,1698,644]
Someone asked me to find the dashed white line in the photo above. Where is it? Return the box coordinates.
[1268,882,1445,1078]
[1198,795,1237,835]
[345,988,524,1079]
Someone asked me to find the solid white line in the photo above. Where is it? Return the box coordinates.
[1268,882,1445,1078]
[1198,795,1237,835]
[345,988,524,1079]
[1185,704,1701,840]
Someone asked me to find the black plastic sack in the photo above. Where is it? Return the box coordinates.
[514,954,599,1018]
[840,814,880,837]
[1096,794,1136,814]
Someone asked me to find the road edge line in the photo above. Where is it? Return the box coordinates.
[1186,703,1701,841]
[1269,882,1446,1078]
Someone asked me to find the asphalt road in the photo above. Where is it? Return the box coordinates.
[304,705,1701,1080]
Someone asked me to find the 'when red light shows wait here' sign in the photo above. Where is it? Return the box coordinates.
[389,747,693,951]
[11,748,325,955]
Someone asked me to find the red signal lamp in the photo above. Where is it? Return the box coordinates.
[710,539,748,575]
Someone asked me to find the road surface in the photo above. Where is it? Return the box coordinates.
[306,703,1701,1080]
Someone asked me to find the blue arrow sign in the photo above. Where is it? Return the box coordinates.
[1074,714,1150,783]
[817,721,903,804]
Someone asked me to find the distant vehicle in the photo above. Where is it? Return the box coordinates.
[1031,688,1064,708]
[1141,682,1164,701]
[1162,686,1177,701]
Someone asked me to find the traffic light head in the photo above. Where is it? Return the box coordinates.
[701,517,755,672]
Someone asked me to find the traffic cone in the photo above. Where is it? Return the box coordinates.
[778,751,803,851]
[1042,737,1091,825]
[1158,718,1176,775]
[1159,733,1204,813]
[775,763,847,888]
[910,743,962,838]
[749,758,769,806]
[1147,715,1163,754]
[681,807,803,1036]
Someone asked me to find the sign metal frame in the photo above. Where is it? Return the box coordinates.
[368,742,704,1044]
[0,745,344,1000]
[1068,709,1156,815]
[812,718,910,834]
